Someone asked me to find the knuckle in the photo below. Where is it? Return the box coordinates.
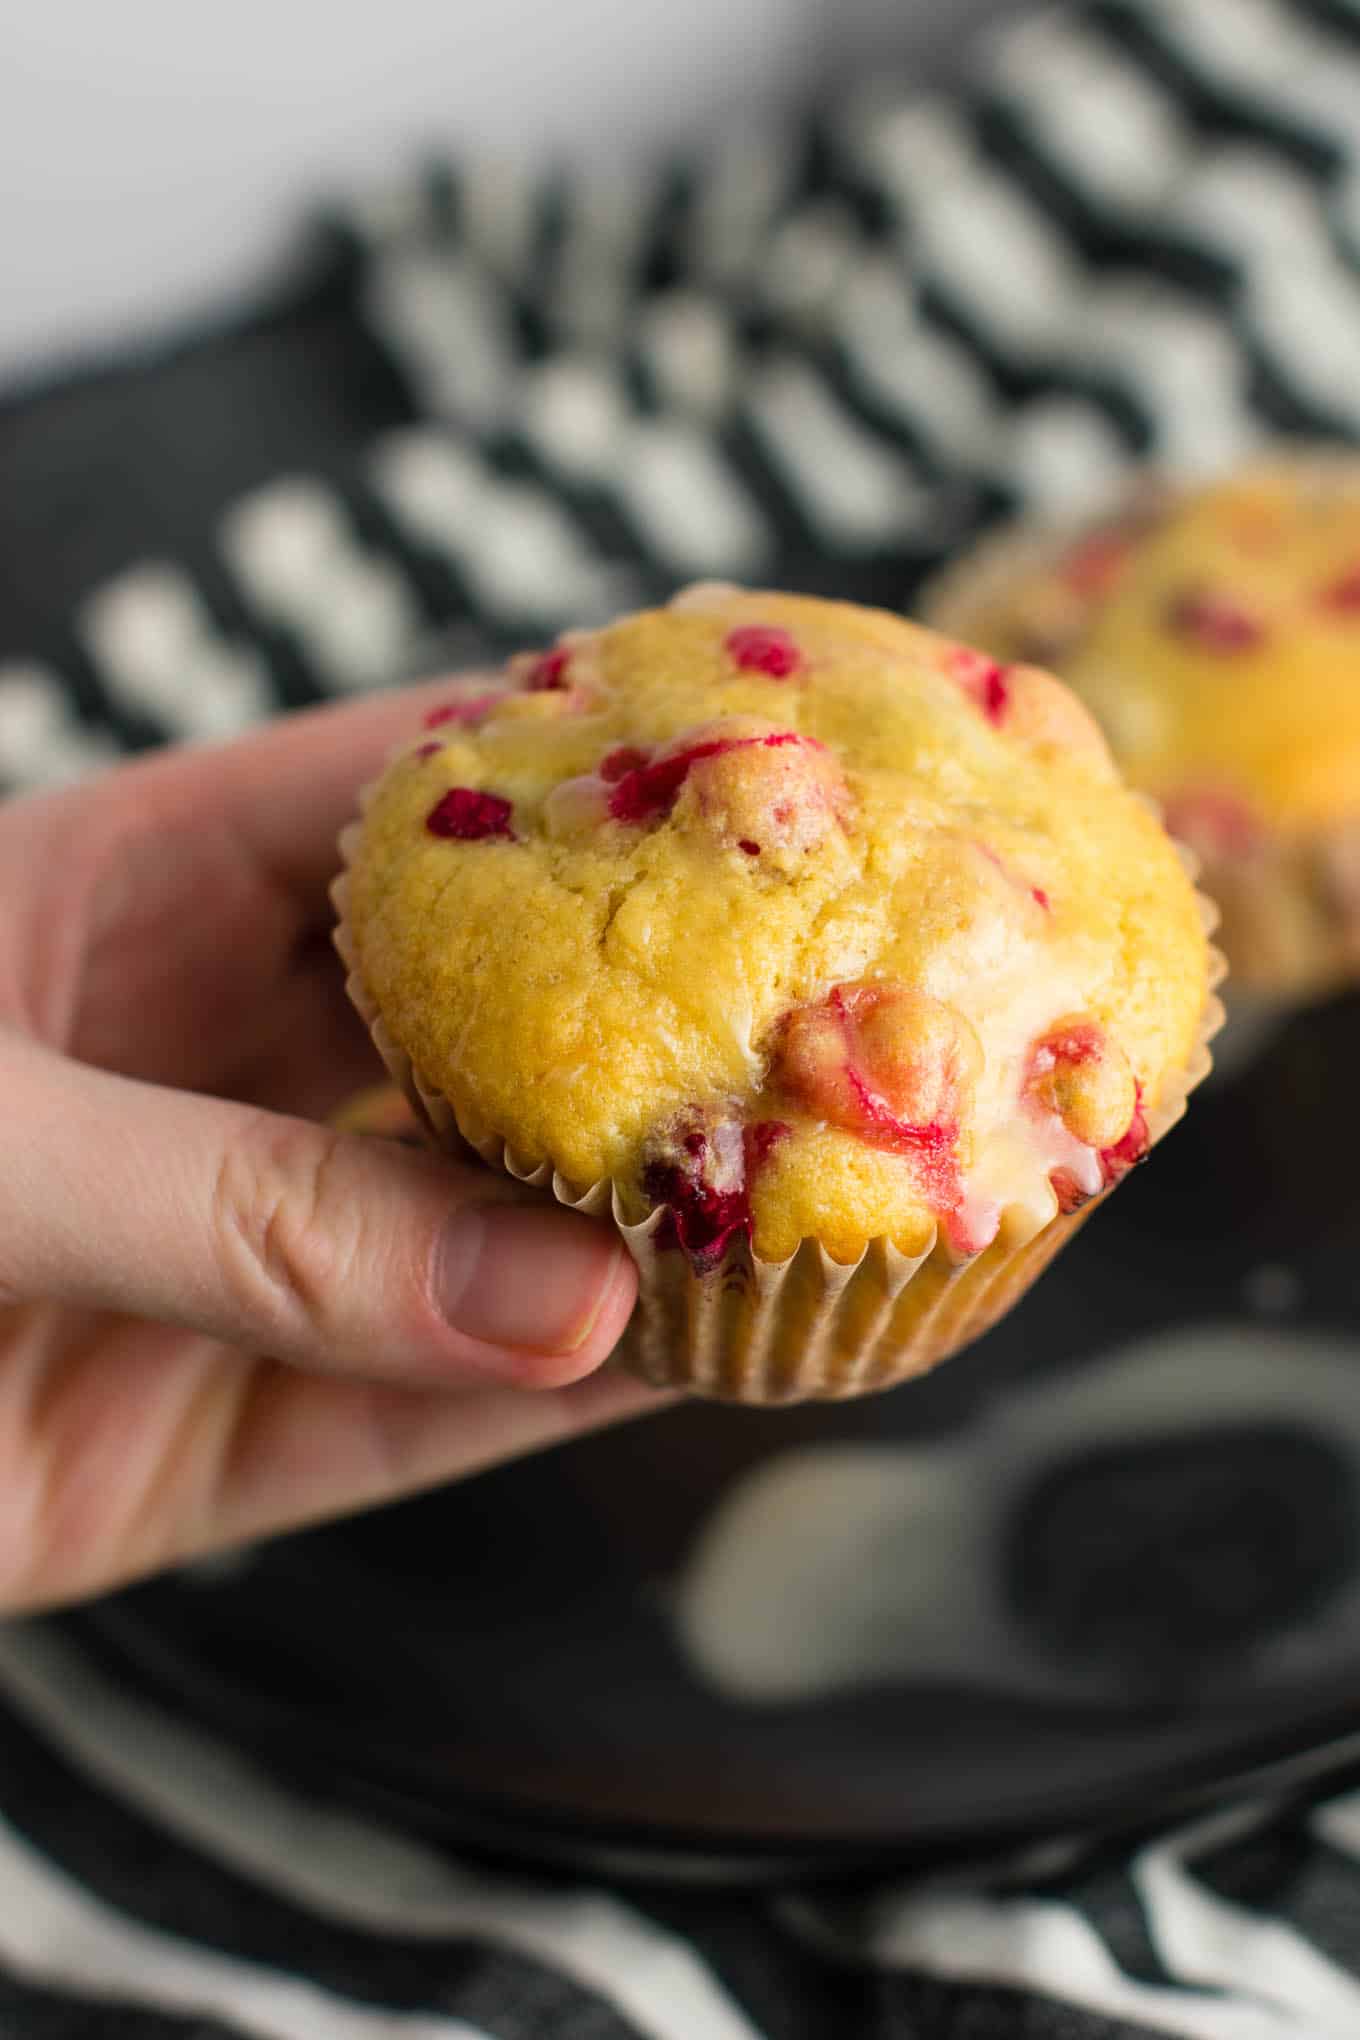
[0,1311,93,1613]
[210,1116,356,1351]
[0,1455,55,1615]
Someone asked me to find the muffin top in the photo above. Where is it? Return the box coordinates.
[344,587,1211,1267]
[931,458,1360,850]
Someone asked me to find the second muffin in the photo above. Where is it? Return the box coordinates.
[336,586,1217,1398]
[924,455,1360,1004]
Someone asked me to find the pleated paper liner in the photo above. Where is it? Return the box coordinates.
[334,792,1224,1405]
[918,460,1360,1017]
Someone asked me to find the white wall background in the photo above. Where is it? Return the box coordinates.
[0,0,1017,385]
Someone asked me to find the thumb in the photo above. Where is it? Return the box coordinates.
[1,1032,635,1386]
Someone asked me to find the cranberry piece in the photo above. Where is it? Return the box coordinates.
[414,742,441,760]
[777,981,982,1227]
[725,625,801,678]
[1029,1015,1139,1161]
[643,1159,748,1268]
[1035,1005,1145,1216]
[686,726,847,862]
[981,668,1010,723]
[1050,1171,1088,1216]
[606,731,811,824]
[1054,1085,1149,1213]
[599,746,650,783]
[1164,588,1264,653]
[608,750,705,823]
[525,647,572,690]
[426,788,516,840]
[641,1118,747,1270]
[949,647,1011,725]
[1100,1087,1149,1181]
[841,1067,955,1162]
[641,1113,791,1269]
[1033,1019,1105,1072]
[744,1120,790,1171]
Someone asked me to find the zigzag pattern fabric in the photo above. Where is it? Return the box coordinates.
[3,1615,1360,2037]
[5,2,1360,2031]
[7,0,1360,787]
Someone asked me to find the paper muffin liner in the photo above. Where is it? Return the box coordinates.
[333,780,1225,1404]
[918,469,1360,1015]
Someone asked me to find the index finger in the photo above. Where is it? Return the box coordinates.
[136,671,502,915]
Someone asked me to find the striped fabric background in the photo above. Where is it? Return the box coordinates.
[9,0,1360,794]
[5,1,1360,2031]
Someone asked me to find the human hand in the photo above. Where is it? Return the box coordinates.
[0,681,650,1612]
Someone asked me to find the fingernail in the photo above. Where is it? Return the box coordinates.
[436,1205,629,1355]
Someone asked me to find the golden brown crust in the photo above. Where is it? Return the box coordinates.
[333,585,1221,1402]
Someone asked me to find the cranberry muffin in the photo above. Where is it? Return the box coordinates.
[925,456,1360,1003]
[335,586,1218,1400]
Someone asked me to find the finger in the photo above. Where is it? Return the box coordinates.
[216,669,506,912]
[218,931,391,1120]
[1,673,502,1084]
[0,1303,667,1612]
[112,670,501,920]
[205,1358,670,1578]
[1,1031,636,1390]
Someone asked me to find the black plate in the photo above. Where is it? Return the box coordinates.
[54,988,1360,1881]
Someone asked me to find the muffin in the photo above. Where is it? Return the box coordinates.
[924,455,1360,1006]
[334,586,1219,1401]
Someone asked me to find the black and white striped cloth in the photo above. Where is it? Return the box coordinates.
[7,1,1360,2030]
[11,0,1360,795]
[4,1613,1360,2037]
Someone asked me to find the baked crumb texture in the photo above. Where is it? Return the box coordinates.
[347,586,1210,1272]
